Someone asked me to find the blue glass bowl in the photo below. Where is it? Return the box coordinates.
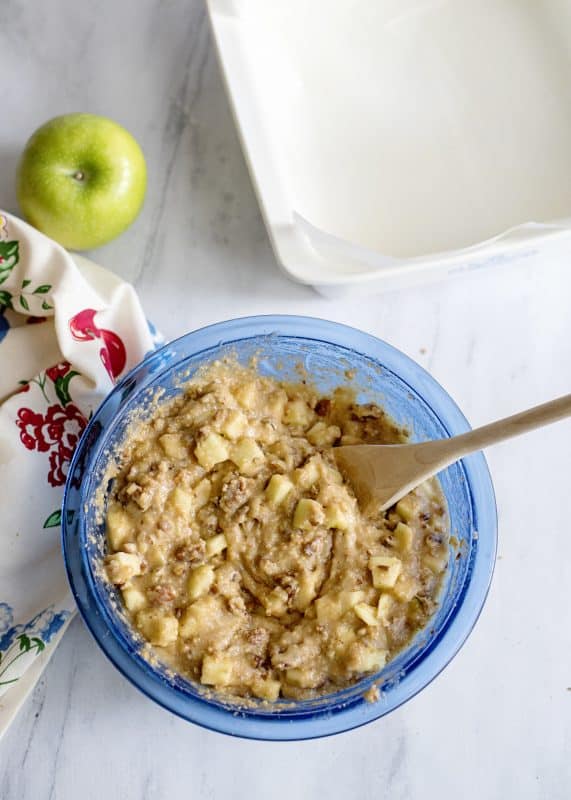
[62,316,497,740]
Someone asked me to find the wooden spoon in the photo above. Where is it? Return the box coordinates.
[334,393,571,511]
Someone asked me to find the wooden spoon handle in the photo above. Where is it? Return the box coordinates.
[420,392,571,472]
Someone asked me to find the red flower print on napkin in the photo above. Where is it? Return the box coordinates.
[69,308,126,381]
[44,404,86,453]
[16,407,48,451]
[45,361,71,382]
[16,403,87,486]
[48,446,72,487]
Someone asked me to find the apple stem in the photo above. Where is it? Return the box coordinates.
[73,171,85,181]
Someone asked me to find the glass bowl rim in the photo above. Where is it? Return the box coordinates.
[62,314,497,741]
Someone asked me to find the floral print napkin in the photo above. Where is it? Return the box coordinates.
[0,211,158,739]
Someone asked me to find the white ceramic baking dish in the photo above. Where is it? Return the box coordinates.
[207,0,571,294]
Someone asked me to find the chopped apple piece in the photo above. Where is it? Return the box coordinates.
[234,381,258,410]
[265,474,294,507]
[256,420,279,446]
[340,435,361,445]
[339,590,366,610]
[423,553,448,573]
[395,521,413,552]
[158,433,187,459]
[193,478,211,509]
[178,605,200,638]
[201,655,234,686]
[122,585,147,613]
[395,495,417,522]
[266,391,287,421]
[294,571,319,611]
[136,609,178,647]
[106,506,133,550]
[417,479,439,501]
[354,602,379,627]
[369,555,402,589]
[334,622,357,647]
[392,575,419,602]
[169,486,194,517]
[230,438,264,475]
[293,458,320,489]
[220,409,247,440]
[324,503,350,530]
[285,668,314,688]
[377,593,394,624]
[307,422,341,447]
[315,590,365,622]
[322,463,344,486]
[195,432,230,469]
[178,596,219,638]
[187,564,215,600]
[293,498,324,529]
[146,544,166,568]
[349,644,387,673]
[205,533,227,558]
[105,552,143,585]
[251,677,281,702]
[283,398,313,427]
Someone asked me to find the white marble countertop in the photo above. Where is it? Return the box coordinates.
[1,1,570,797]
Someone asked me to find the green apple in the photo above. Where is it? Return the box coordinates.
[16,113,147,250]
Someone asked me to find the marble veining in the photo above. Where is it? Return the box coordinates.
[0,0,570,798]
